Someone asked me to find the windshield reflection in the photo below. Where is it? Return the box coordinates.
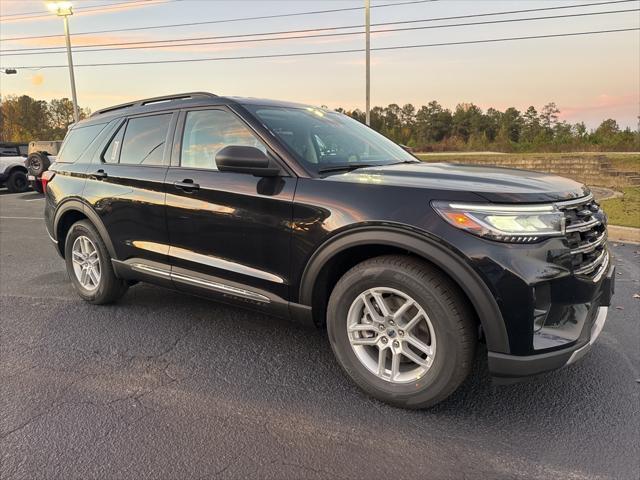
[246,105,416,174]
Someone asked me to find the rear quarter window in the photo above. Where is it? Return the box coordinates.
[57,123,107,163]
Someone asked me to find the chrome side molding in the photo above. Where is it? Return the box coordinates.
[131,240,284,284]
[171,272,270,303]
[129,262,270,303]
[131,263,171,277]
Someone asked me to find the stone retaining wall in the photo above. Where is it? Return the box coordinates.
[429,155,640,188]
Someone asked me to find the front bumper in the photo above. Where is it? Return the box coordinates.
[487,262,614,381]
[488,306,608,381]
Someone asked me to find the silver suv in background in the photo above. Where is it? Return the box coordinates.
[0,142,29,193]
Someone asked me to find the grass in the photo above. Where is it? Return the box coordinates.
[415,152,640,173]
[600,187,640,228]
[605,153,640,173]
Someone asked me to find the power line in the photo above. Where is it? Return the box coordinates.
[4,28,637,70]
[0,0,152,17]
[0,0,435,40]
[0,0,631,42]
[0,0,177,22]
[2,8,636,57]
[2,1,635,53]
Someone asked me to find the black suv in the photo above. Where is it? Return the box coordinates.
[44,92,614,408]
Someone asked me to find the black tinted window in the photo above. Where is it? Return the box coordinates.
[58,123,106,163]
[0,147,19,156]
[181,110,266,170]
[119,114,171,166]
[102,123,125,163]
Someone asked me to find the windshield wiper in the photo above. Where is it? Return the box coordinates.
[318,164,379,174]
[389,160,420,165]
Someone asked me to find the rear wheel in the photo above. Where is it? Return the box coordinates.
[6,170,29,193]
[64,220,128,304]
[327,255,476,409]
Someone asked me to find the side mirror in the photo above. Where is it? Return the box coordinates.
[216,145,280,177]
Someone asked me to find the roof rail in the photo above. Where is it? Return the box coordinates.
[91,92,217,117]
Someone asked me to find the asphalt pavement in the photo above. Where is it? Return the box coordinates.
[1,190,638,480]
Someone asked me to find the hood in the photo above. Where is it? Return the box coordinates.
[324,162,590,203]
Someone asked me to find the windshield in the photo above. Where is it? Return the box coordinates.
[245,105,416,174]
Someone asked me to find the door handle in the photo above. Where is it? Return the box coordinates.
[91,169,108,180]
[174,179,200,192]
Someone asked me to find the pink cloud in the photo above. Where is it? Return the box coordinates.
[2,28,370,56]
[5,34,155,49]
[0,0,171,24]
[558,93,640,120]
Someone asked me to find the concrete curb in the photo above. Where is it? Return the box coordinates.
[608,225,640,245]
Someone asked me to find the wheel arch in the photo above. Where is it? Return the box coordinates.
[54,199,117,259]
[298,225,510,354]
[7,165,28,175]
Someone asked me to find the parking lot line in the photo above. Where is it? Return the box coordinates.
[0,216,45,220]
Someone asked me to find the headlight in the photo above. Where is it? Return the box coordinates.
[431,201,565,243]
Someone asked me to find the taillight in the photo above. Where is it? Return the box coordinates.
[41,171,56,193]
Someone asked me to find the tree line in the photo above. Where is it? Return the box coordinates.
[0,95,91,143]
[1,95,638,152]
[337,102,639,152]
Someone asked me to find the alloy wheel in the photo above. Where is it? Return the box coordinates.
[71,235,101,291]
[347,287,436,383]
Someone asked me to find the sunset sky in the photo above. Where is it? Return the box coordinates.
[1,0,639,129]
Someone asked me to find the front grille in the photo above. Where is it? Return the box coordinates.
[557,195,608,280]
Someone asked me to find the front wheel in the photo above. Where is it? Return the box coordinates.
[64,220,128,304]
[327,255,476,409]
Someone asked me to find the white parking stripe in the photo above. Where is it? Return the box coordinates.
[0,216,45,220]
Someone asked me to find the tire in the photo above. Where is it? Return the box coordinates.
[6,170,29,193]
[327,255,476,409]
[26,152,50,177]
[64,220,128,304]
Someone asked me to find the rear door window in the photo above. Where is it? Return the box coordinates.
[57,123,107,163]
[119,114,172,166]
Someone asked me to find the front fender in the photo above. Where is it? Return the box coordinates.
[299,225,511,354]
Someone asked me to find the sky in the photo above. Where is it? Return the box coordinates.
[0,0,639,129]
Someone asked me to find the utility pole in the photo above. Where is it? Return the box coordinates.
[365,0,371,126]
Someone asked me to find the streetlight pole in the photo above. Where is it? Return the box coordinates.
[48,2,79,123]
[62,14,80,123]
[365,0,371,126]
